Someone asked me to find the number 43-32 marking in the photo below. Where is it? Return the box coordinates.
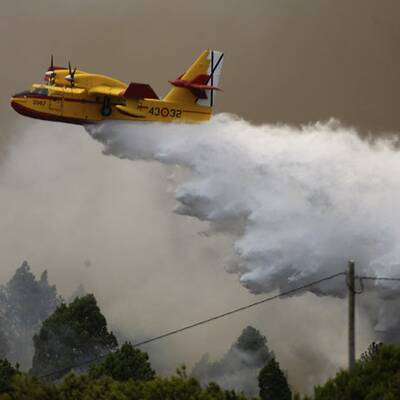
[149,107,182,118]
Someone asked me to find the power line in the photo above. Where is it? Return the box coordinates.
[130,271,346,348]
[351,276,400,294]
[37,272,400,379]
[39,271,346,379]
[357,276,400,282]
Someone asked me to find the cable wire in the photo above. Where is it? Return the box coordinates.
[38,271,346,379]
[357,276,400,282]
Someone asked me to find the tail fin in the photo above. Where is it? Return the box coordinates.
[163,49,224,107]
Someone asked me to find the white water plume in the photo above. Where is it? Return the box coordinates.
[86,114,400,299]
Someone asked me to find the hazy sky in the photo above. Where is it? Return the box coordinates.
[1,0,399,393]
[2,0,400,131]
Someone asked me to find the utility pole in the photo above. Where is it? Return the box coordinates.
[347,260,355,370]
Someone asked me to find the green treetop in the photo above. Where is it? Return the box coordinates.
[89,342,155,382]
[314,343,400,400]
[258,357,292,400]
[31,294,117,380]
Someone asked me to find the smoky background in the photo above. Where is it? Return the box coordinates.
[1,0,400,393]
[2,0,400,131]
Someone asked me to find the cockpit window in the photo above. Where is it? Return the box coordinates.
[31,88,49,96]
[13,91,31,98]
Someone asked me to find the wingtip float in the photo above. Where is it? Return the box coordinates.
[10,50,224,125]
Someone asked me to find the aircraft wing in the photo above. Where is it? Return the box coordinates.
[89,83,159,100]
[88,85,125,97]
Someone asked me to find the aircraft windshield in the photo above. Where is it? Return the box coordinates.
[31,88,49,95]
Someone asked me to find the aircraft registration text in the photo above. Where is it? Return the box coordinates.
[148,107,182,118]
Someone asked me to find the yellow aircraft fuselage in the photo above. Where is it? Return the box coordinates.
[10,50,224,125]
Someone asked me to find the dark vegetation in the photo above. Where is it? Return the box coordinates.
[313,342,400,400]
[31,294,118,379]
[258,358,291,400]
[0,359,19,395]
[88,342,155,382]
[1,263,400,399]
[0,366,249,400]
[0,262,60,368]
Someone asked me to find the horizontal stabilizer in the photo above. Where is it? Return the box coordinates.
[124,83,159,99]
[169,74,221,99]
[164,50,224,107]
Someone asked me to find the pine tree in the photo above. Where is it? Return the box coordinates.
[0,329,9,360]
[258,358,291,400]
[89,342,155,381]
[31,294,117,380]
[0,359,19,394]
[5,262,59,330]
[0,262,60,368]
[314,343,400,399]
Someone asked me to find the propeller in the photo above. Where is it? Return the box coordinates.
[45,54,56,84]
[65,61,77,87]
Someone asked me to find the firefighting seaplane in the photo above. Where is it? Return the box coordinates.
[10,50,224,125]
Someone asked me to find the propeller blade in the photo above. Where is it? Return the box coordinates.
[45,55,56,84]
[67,61,74,87]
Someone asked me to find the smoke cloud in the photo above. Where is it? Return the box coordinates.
[86,115,400,298]
[86,114,400,364]
[0,119,376,393]
[2,0,400,394]
[192,325,273,397]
